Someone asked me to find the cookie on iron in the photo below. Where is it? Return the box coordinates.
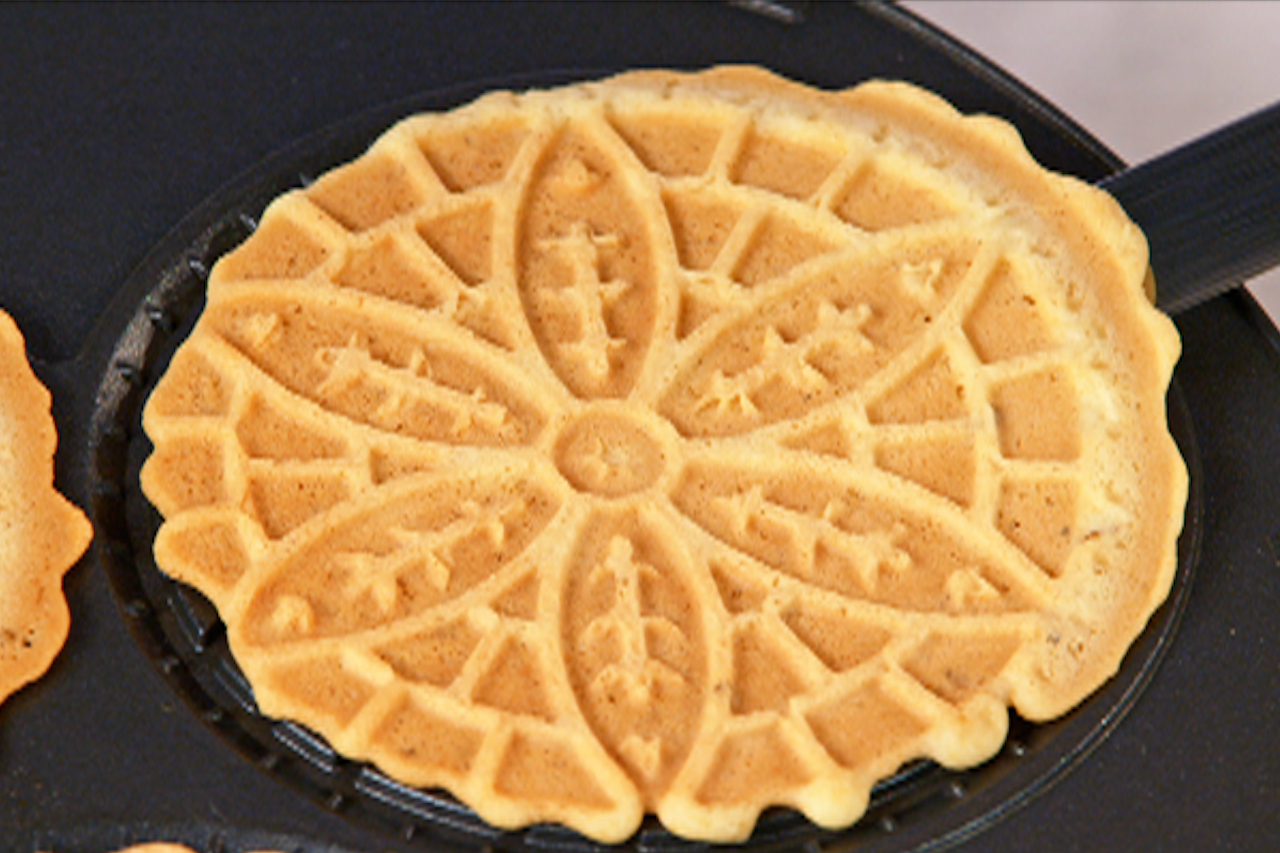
[97,844,283,853]
[140,67,1186,843]
[0,309,92,704]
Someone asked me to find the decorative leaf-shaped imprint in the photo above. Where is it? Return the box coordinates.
[240,472,559,645]
[660,236,982,437]
[141,69,1186,844]
[209,289,548,446]
[517,127,659,399]
[562,514,708,800]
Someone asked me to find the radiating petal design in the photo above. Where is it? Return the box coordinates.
[207,287,549,447]
[236,469,560,646]
[673,458,1048,615]
[560,509,711,803]
[141,69,1186,845]
[516,126,659,399]
[659,234,984,437]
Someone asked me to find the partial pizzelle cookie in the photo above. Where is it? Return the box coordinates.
[85,840,285,845]
[140,66,1186,843]
[0,309,92,705]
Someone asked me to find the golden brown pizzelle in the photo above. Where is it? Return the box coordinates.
[0,308,92,705]
[79,840,282,845]
[139,66,1186,842]
[97,846,212,853]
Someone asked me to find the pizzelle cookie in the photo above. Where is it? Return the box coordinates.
[92,840,285,845]
[0,309,92,705]
[139,67,1187,842]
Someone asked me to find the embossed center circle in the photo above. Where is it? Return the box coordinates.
[553,408,667,497]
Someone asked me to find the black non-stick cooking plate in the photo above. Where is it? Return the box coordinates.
[1,3,1276,852]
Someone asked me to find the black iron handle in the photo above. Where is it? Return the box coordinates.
[1098,101,1280,315]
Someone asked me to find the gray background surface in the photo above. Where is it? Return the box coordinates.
[904,0,1280,318]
